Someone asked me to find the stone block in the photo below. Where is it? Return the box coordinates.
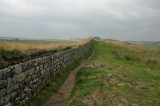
[4,103,11,106]
[4,94,10,104]
[28,68,34,76]
[10,92,17,101]
[13,64,22,75]
[0,88,6,97]
[0,69,3,80]
[0,80,7,89]
[0,97,5,105]
[7,77,14,94]
[31,59,38,67]
[2,68,11,79]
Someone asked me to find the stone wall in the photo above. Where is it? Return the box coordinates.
[0,40,94,106]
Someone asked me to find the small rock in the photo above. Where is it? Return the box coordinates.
[104,82,110,88]
[132,104,138,106]
[117,75,126,79]
[126,83,132,87]
[107,73,113,77]
[121,97,128,104]
[109,78,119,84]
[117,83,126,87]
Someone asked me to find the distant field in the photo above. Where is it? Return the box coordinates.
[127,41,160,49]
[0,38,81,45]
[0,38,88,52]
[0,38,92,69]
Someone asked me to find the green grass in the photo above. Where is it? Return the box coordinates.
[66,42,160,106]
[24,43,95,106]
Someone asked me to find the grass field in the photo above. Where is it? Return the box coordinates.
[127,41,160,49]
[0,38,89,52]
[67,40,160,106]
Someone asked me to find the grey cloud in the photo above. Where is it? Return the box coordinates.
[0,0,160,41]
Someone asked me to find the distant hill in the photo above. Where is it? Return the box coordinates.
[0,36,31,40]
[127,41,160,49]
[0,36,19,40]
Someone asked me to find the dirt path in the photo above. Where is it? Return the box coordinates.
[43,50,95,106]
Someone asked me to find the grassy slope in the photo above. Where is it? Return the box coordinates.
[127,41,160,49]
[24,43,94,106]
[67,41,160,106]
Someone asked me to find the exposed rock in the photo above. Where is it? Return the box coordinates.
[117,75,127,79]
[109,78,119,84]
[107,73,113,77]
[126,83,132,87]
[82,93,103,106]
[86,62,106,68]
[104,82,110,88]
[121,97,128,104]
[117,82,126,87]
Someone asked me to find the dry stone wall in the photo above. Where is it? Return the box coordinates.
[0,40,94,106]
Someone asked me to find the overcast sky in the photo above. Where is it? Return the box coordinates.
[0,0,160,41]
